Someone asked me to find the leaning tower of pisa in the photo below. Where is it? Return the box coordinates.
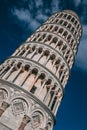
[0,10,82,130]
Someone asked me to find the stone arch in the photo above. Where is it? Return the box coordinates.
[32,46,43,61]
[67,34,72,42]
[44,34,52,44]
[63,30,68,39]
[48,84,58,110]
[59,19,63,25]
[31,108,47,129]
[43,78,54,106]
[22,67,39,92]
[0,84,11,117]
[0,65,10,78]
[0,85,11,104]
[50,36,58,47]
[58,13,64,18]
[24,64,30,71]
[32,72,46,95]
[56,39,63,50]
[58,27,64,34]
[67,14,72,20]
[25,45,36,59]
[54,26,59,32]
[46,53,56,71]
[10,95,30,117]
[13,63,31,86]
[63,13,67,18]
[5,61,22,82]
[63,21,68,27]
[67,23,72,29]
[45,121,53,130]
[38,49,50,65]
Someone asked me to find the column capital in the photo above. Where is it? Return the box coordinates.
[1,101,10,111]
[22,115,31,124]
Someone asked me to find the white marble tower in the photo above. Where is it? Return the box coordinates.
[0,10,82,130]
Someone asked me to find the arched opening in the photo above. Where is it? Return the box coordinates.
[50,37,58,47]
[33,73,47,98]
[58,13,63,18]
[49,25,53,30]
[48,84,57,110]
[31,111,44,129]
[67,34,72,42]
[32,47,43,61]
[23,68,38,91]
[71,17,75,22]
[59,20,63,25]
[44,34,52,44]
[63,13,67,18]
[62,45,67,55]
[58,28,63,34]
[56,40,63,50]
[67,15,71,20]
[26,45,36,58]
[45,122,52,130]
[43,79,53,105]
[39,50,50,64]
[54,26,58,32]
[71,27,74,33]
[14,64,30,86]
[6,62,22,82]
[46,54,56,71]
[67,23,71,29]
[63,31,68,38]
[63,21,68,26]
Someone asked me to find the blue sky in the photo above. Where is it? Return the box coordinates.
[0,0,87,130]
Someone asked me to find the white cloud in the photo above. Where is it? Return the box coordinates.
[51,0,60,13]
[75,25,87,71]
[35,0,43,8]
[11,8,40,31]
[12,8,31,22]
[36,10,48,21]
[74,0,81,7]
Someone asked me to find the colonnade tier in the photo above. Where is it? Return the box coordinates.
[0,57,64,115]
[12,41,70,84]
[27,30,77,55]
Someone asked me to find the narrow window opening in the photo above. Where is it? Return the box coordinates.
[44,50,50,56]
[30,86,37,94]
[54,26,58,32]
[17,63,22,68]
[67,23,71,29]
[38,48,43,53]
[59,28,63,34]
[71,27,74,33]
[58,13,63,18]
[63,31,68,38]
[50,54,56,60]
[67,15,71,20]
[25,65,30,71]
[52,37,58,43]
[63,14,67,18]
[48,35,52,41]
[74,20,77,25]
[71,17,75,22]
[59,20,63,24]
[63,21,67,26]
[49,25,53,30]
